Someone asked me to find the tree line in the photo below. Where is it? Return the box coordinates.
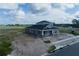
[53,19,79,28]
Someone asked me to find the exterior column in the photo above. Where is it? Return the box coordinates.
[42,30,44,36]
[52,30,54,36]
[57,30,59,35]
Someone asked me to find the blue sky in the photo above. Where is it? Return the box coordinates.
[0,3,79,24]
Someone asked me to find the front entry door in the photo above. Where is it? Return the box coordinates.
[44,31,51,36]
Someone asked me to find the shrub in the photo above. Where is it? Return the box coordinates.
[44,40,51,43]
[0,35,12,56]
[47,45,56,53]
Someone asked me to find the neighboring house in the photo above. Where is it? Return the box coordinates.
[26,21,59,37]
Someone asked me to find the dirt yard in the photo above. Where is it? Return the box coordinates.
[9,34,48,56]
[9,33,74,56]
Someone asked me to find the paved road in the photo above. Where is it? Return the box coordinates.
[48,43,79,56]
[44,36,79,56]
[51,36,79,49]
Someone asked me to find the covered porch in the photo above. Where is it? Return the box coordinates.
[29,29,58,37]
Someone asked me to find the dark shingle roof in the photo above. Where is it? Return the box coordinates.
[28,24,58,30]
[28,24,48,30]
[27,21,58,30]
[45,26,58,29]
[36,20,51,25]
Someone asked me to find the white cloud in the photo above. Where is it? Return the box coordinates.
[31,3,51,10]
[16,9,26,19]
[60,3,75,10]
[10,3,79,24]
[0,3,19,24]
[72,11,79,19]
[13,9,27,24]
[0,3,18,9]
[0,3,77,24]
[22,3,74,24]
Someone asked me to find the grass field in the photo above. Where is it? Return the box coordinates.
[59,27,71,33]
[0,25,29,55]
[1,25,79,55]
[0,25,29,38]
[59,27,79,35]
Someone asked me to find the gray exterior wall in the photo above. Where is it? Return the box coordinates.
[28,29,59,37]
[27,21,59,37]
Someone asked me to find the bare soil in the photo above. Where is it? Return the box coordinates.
[10,34,48,56]
[9,33,74,56]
